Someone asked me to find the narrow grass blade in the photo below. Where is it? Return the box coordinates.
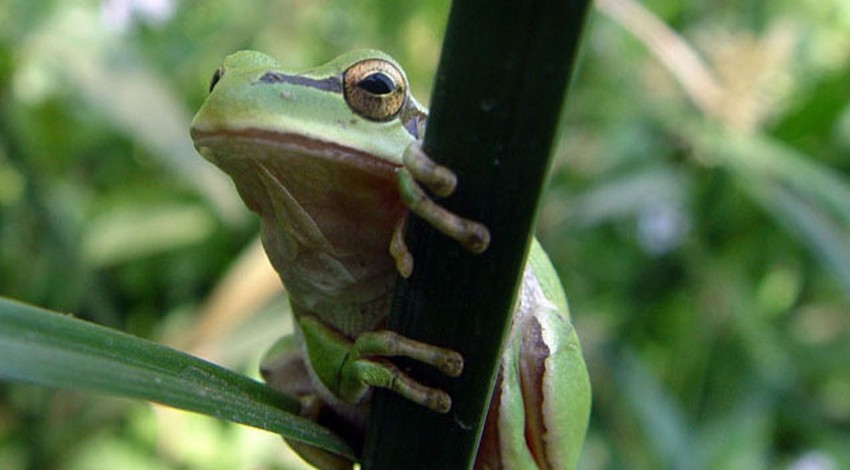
[0,296,354,460]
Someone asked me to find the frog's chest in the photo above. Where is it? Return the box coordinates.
[264,217,399,336]
[223,151,406,336]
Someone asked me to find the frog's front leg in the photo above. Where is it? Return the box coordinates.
[392,143,491,277]
[266,315,465,469]
[299,315,463,413]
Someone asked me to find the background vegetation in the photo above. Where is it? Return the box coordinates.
[1,0,849,468]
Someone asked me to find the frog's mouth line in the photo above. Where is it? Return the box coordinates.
[190,127,401,179]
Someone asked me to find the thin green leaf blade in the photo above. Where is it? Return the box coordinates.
[744,181,850,299]
[0,296,354,460]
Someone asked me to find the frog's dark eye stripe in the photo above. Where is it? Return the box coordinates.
[209,67,224,92]
[343,59,407,121]
[256,71,343,93]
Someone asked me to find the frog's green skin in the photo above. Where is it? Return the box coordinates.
[191,50,591,470]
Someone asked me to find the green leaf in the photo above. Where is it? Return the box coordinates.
[0,296,354,460]
[746,180,850,299]
[690,123,850,299]
[363,0,593,468]
[615,350,691,467]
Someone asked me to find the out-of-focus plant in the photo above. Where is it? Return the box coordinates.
[1,0,848,468]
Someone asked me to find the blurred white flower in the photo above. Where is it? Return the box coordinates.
[637,201,689,256]
[101,0,174,32]
[788,451,837,470]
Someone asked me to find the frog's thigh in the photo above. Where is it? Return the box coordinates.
[260,335,355,470]
[260,334,316,396]
[478,305,590,470]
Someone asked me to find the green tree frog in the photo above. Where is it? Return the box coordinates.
[190,50,591,470]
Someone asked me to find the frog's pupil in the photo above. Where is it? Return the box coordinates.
[357,73,395,95]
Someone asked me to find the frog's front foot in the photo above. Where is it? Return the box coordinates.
[300,316,463,413]
[343,329,463,413]
[392,143,491,277]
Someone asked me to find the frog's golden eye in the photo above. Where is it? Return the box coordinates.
[343,59,407,121]
[209,67,224,93]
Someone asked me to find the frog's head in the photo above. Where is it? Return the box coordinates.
[190,49,426,169]
[190,50,423,259]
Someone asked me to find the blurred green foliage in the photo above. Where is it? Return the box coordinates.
[1,0,849,468]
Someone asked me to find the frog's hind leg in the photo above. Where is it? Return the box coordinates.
[260,336,356,470]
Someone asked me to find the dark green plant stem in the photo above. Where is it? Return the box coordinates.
[362,1,591,468]
[0,297,355,460]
